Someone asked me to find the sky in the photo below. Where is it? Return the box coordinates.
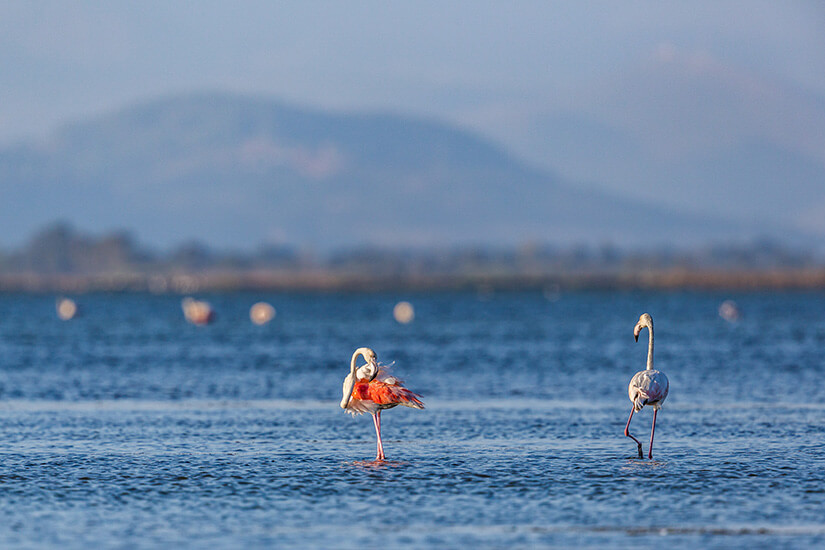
[1,1,824,247]
[1,1,823,147]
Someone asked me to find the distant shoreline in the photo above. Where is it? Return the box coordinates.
[3,267,825,293]
[4,223,822,293]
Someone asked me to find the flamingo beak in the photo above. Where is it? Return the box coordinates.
[634,325,641,342]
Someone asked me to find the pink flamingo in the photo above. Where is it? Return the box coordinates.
[624,313,670,459]
[340,347,424,461]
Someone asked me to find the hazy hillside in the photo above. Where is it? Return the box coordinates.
[0,93,771,251]
[509,51,825,236]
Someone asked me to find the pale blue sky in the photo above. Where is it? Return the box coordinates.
[1,1,822,148]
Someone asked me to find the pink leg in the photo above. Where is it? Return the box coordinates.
[372,410,385,461]
[624,406,643,459]
[648,409,658,459]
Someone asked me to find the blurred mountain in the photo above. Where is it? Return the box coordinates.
[0,92,796,251]
[511,49,825,238]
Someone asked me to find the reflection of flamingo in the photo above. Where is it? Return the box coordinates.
[340,347,424,461]
[624,313,669,459]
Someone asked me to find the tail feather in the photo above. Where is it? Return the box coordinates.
[633,391,649,412]
[386,385,425,409]
[400,391,425,410]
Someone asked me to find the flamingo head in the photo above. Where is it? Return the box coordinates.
[356,347,377,367]
[634,313,653,342]
[340,347,378,409]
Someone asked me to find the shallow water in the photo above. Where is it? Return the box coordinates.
[0,291,824,548]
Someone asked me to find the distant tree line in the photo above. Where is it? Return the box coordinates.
[0,222,303,275]
[0,222,819,279]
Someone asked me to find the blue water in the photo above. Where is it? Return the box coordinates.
[1,291,824,548]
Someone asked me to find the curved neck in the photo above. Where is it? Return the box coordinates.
[350,350,361,376]
[340,351,362,409]
[645,325,654,370]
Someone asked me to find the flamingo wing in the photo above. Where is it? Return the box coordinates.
[346,378,424,414]
[363,379,424,409]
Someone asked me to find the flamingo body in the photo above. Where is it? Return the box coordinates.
[628,369,669,412]
[343,368,424,416]
[340,347,423,460]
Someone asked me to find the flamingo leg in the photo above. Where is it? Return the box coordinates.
[648,409,658,459]
[373,410,385,461]
[624,406,643,459]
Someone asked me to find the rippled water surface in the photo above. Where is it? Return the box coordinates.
[1,291,824,548]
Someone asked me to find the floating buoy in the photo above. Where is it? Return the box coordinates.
[56,298,78,321]
[719,300,741,322]
[182,297,214,325]
[393,301,415,324]
[250,302,276,325]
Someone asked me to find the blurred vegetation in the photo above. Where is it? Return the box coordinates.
[0,222,822,292]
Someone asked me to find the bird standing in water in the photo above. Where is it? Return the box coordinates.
[624,313,669,459]
[340,347,424,461]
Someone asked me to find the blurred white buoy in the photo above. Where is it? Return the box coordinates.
[250,302,276,325]
[393,301,415,324]
[182,297,214,325]
[719,300,741,322]
[56,298,78,321]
